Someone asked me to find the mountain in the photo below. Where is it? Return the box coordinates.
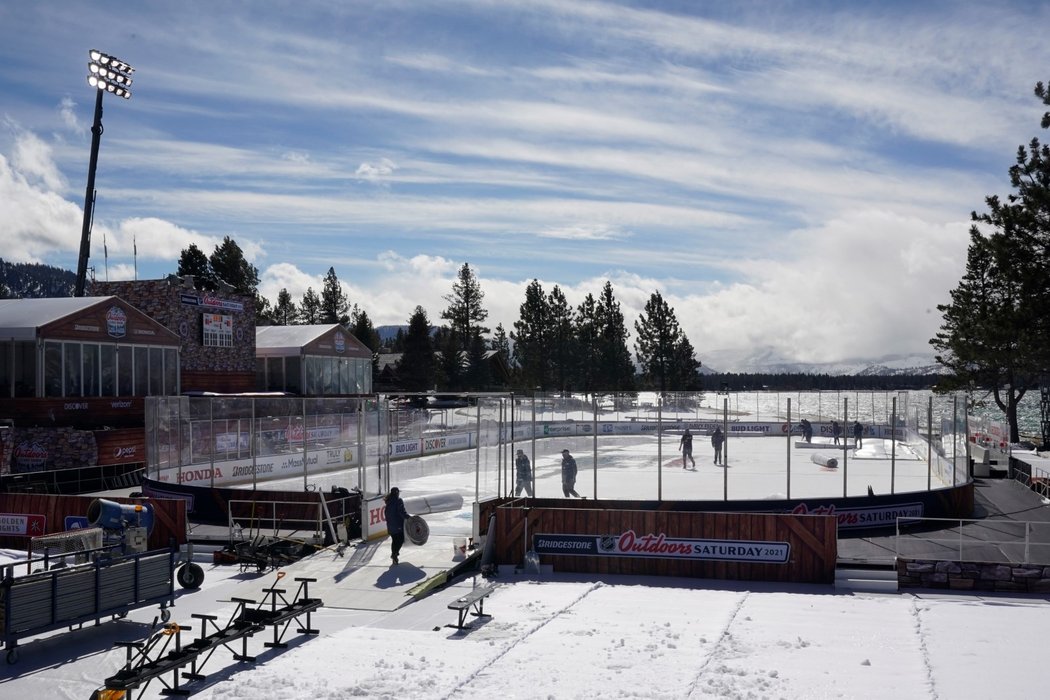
[0,259,75,298]
[700,346,944,376]
[376,325,407,343]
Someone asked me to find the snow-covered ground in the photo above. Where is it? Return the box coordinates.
[0,401,1030,699]
[3,545,1048,699]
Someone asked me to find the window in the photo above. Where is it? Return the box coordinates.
[267,357,285,392]
[202,313,233,347]
[285,356,301,394]
[0,342,9,398]
[164,348,178,395]
[82,344,100,397]
[117,346,133,395]
[13,341,35,397]
[149,347,163,395]
[134,346,149,396]
[101,345,116,395]
[64,343,82,396]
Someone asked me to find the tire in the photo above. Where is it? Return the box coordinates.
[161,607,172,623]
[6,648,18,664]
[177,562,205,589]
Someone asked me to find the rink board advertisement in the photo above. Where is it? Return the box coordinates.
[533,531,791,564]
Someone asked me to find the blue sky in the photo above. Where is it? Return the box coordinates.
[2,1,1049,371]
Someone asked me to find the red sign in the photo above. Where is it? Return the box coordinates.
[0,513,46,536]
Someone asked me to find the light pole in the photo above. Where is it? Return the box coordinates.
[75,49,134,297]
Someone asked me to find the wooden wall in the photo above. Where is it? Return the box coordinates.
[180,370,255,394]
[0,493,186,552]
[0,397,144,429]
[94,427,146,466]
[486,500,837,584]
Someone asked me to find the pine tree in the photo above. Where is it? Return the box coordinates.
[634,291,684,392]
[320,267,350,325]
[548,285,575,394]
[350,306,381,375]
[272,288,299,325]
[209,236,259,297]
[574,293,600,393]
[596,281,635,391]
[398,306,437,391]
[441,263,489,348]
[512,279,551,391]
[436,327,464,390]
[300,287,322,324]
[176,243,215,290]
[931,81,1050,442]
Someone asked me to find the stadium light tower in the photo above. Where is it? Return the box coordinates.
[75,49,134,297]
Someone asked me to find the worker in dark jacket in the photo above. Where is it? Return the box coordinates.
[561,449,580,497]
[515,449,534,497]
[385,486,410,565]
[711,427,725,464]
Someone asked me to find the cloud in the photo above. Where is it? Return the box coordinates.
[11,129,66,192]
[0,149,81,262]
[58,96,85,137]
[538,223,628,240]
[355,158,397,182]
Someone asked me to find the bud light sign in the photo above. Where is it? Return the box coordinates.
[106,306,127,338]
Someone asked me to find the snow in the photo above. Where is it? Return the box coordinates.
[3,543,1050,698]
[0,402,1044,698]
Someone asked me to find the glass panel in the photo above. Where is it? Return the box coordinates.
[267,357,284,392]
[134,346,149,396]
[321,357,334,395]
[117,346,133,396]
[64,343,82,397]
[285,356,301,394]
[149,347,163,395]
[14,341,36,397]
[0,342,9,398]
[255,357,267,391]
[100,345,116,396]
[305,356,320,395]
[339,358,349,394]
[82,344,100,397]
[164,348,178,395]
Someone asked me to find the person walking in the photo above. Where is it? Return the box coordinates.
[853,421,864,449]
[515,448,534,497]
[711,427,725,465]
[384,486,410,565]
[800,418,813,443]
[679,428,696,469]
[560,449,580,497]
[832,420,842,445]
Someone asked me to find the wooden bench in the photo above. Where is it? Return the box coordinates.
[447,585,494,630]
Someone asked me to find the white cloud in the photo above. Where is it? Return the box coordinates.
[538,223,628,240]
[0,150,81,262]
[11,129,66,192]
[58,96,84,137]
[355,158,397,182]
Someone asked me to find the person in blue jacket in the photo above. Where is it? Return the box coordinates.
[385,486,410,565]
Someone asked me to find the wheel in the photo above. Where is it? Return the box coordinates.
[160,607,171,623]
[6,648,17,664]
[176,562,205,590]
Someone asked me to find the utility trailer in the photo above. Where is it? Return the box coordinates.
[0,545,178,664]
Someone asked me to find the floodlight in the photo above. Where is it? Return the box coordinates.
[75,49,136,297]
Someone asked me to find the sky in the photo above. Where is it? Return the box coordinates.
[2,1,1050,371]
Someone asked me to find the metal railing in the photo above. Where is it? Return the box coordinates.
[895,516,1050,565]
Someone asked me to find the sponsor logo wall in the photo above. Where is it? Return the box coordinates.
[533,530,791,564]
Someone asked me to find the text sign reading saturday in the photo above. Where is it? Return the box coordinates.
[533,530,790,564]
